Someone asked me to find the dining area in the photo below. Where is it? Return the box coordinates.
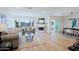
[63,28,79,37]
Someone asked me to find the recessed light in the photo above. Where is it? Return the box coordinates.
[27,7,32,9]
[15,7,20,9]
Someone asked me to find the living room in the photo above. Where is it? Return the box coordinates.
[0,7,79,51]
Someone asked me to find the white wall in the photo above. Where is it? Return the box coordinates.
[2,7,79,33]
[0,14,50,33]
[61,15,79,29]
[57,15,79,32]
[50,16,64,32]
[0,7,51,33]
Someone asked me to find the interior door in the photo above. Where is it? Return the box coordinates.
[51,20,55,32]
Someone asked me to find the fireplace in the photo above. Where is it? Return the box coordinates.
[39,27,44,30]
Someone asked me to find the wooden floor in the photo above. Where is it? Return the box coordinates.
[17,31,76,51]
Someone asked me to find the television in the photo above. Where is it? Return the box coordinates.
[39,27,44,30]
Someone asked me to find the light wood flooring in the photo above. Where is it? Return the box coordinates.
[17,31,76,51]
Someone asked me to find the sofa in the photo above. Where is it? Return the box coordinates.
[0,31,19,51]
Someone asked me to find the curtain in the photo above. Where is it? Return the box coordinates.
[72,19,77,28]
[55,20,61,32]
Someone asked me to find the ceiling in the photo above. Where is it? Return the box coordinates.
[0,7,79,16]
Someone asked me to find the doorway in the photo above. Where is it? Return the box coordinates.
[51,20,55,32]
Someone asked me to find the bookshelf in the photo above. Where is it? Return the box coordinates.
[37,18,47,32]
